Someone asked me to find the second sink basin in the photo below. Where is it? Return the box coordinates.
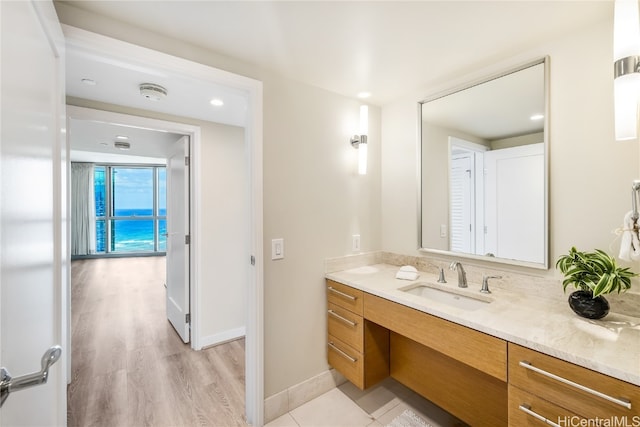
[399,283,491,311]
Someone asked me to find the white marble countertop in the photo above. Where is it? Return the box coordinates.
[326,263,640,387]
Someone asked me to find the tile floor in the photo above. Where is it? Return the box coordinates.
[265,377,467,427]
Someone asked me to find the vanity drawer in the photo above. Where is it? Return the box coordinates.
[328,334,363,389]
[509,343,640,419]
[509,385,583,426]
[328,302,363,352]
[327,280,363,315]
[327,321,389,391]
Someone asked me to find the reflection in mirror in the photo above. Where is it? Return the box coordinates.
[419,58,548,268]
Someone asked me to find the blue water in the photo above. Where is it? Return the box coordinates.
[96,208,167,253]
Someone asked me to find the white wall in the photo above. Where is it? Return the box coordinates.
[262,75,381,394]
[382,18,640,276]
[421,123,488,251]
[56,4,382,398]
[199,124,248,344]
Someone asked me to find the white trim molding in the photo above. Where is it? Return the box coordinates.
[200,327,247,349]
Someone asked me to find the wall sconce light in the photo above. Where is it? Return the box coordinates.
[351,105,368,175]
[614,0,640,141]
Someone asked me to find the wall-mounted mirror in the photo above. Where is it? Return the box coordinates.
[418,58,548,269]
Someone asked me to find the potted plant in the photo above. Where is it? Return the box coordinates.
[556,247,636,319]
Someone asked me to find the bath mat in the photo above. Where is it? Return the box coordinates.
[386,409,433,427]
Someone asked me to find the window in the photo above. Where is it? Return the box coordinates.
[95,166,107,252]
[94,165,167,254]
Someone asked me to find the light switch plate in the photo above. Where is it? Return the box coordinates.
[272,238,284,260]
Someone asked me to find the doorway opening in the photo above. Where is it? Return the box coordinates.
[67,105,199,342]
[66,104,253,423]
[64,25,264,424]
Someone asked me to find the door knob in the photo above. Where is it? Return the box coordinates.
[0,345,62,407]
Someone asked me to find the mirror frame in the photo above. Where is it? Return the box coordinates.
[417,57,549,269]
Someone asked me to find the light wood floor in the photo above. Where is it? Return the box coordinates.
[68,257,247,427]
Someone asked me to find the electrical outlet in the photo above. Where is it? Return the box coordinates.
[352,234,361,252]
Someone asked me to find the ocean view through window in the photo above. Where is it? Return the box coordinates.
[95,165,166,254]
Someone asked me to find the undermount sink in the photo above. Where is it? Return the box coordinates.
[400,283,491,311]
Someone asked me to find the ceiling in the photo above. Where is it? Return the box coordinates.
[422,62,545,141]
[58,1,612,106]
[66,38,247,162]
[61,1,610,163]
[66,45,250,127]
[69,119,182,164]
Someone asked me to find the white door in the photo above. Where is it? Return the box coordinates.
[1,1,67,425]
[166,136,190,342]
[484,143,545,263]
[449,154,473,253]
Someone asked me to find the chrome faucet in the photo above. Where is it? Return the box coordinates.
[481,275,502,294]
[449,261,467,288]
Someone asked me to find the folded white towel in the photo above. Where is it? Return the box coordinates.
[395,265,419,281]
[619,211,640,261]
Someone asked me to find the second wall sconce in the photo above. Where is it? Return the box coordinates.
[351,105,369,175]
[614,0,640,141]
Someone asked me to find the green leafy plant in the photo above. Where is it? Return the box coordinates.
[556,247,637,298]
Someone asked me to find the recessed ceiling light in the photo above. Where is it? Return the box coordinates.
[81,78,97,86]
[530,114,544,121]
[115,135,129,140]
[357,92,371,99]
[210,98,224,107]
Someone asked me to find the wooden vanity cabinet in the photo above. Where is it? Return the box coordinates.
[326,280,389,390]
[509,343,640,424]
[326,279,640,427]
[365,292,508,426]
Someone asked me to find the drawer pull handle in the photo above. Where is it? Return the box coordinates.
[519,361,632,410]
[328,342,357,363]
[327,286,357,300]
[328,310,358,327]
[518,404,560,427]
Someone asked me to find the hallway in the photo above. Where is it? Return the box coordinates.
[68,257,247,426]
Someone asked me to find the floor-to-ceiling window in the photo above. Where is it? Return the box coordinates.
[94,165,166,254]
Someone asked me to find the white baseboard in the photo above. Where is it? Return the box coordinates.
[200,326,246,348]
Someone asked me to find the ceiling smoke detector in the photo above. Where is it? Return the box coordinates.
[139,83,167,101]
[114,141,131,150]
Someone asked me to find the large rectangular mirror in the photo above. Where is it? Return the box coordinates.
[418,57,548,269]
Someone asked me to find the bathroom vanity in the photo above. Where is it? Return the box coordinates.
[326,264,640,427]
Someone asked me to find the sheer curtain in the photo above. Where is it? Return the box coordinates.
[71,163,96,255]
